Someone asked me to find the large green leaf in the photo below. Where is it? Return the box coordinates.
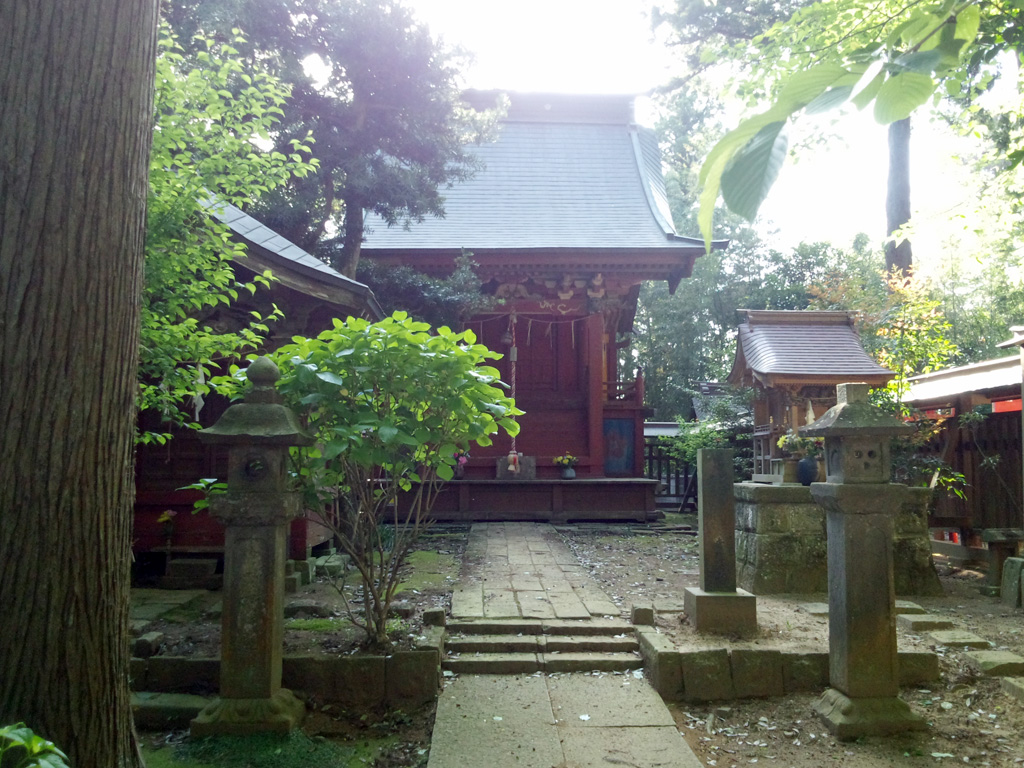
[873,71,936,123]
[720,121,789,222]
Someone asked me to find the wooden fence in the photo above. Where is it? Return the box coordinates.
[923,411,1023,536]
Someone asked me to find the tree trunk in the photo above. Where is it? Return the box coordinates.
[0,2,158,766]
[885,117,913,276]
[337,202,365,279]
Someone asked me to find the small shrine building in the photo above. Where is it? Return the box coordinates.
[134,201,381,567]
[362,91,724,520]
[726,309,893,482]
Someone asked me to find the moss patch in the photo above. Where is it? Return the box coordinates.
[141,731,398,768]
[395,550,458,595]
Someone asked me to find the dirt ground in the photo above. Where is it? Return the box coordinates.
[143,520,1024,766]
[556,520,1024,768]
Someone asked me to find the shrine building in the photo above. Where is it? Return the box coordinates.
[362,91,724,521]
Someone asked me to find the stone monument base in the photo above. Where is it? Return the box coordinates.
[813,688,926,741]
[190,688,306,736]
[683,587,757,635]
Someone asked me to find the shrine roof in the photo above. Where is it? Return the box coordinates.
[361,91,721,257]
[204,198,382,319]
[904,355,1021,406]
[727,310,893,388]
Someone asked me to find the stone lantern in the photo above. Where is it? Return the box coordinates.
[801,382,925,740]
[191,356,313,736]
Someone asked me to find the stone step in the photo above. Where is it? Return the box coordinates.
[443,652,642,675]
[446,634,639,655]
[447,618,632,637]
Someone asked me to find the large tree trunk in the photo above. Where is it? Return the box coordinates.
[0,2,158,766]
[885,117,913,276]
[338,202,365,279]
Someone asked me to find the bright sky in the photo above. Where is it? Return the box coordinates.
[406,0,994,275]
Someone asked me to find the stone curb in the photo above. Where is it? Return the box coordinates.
[130,648,442,709]
[632,636,939,703]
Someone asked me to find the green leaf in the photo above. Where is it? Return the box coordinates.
[873,71,936,123]
[804,85,854,115]
[851,69,886,110]
[720,121,789,221]
[315,371,346,386]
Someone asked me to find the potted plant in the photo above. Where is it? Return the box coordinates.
[553,452,579,479]
[777,433,824,485]
[453,450,470,478]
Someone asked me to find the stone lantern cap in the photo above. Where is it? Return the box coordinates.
[200,356,313,446]
[802,382,913,438]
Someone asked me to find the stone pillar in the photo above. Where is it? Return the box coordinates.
[191,357,312,736]
[683,449,757,634]
[804,383,926,740]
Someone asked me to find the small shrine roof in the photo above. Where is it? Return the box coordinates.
[904,355,1021,406]
[727,310,892,388]
[204,198,382,319]
[361,91,724,268]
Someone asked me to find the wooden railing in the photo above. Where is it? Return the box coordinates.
[643,437,697,513]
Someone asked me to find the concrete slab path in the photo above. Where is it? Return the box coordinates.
[430,522,702,768]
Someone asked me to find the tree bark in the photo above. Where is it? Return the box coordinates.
[885,117,913,276]
[0,2,158,766]
[338,202,365,279]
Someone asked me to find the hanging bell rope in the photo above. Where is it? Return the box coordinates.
[506,312,520,473]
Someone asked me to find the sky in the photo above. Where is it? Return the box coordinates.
[404,0,994,274]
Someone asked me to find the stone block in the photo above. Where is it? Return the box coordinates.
[897,651,940,685]
[896,614,954,632]
[1000,676,1024,705]
[146,657,220,695]
[133,692,210,731]
[631,602,655,626]
[894,600,925,614]
[386,651,438,708]
[1001,557,1024,608]
[414,626,444,658]
[927,630,992,649]
[681,649,734,701]
[684,587,757,635]
[636,628,682,699]
[283,655,386,707]
[132,631,164,659]
[782,652,828,692]
[963,650,1024,677]
[892,538,943,597]
[799,602,830,617]
[813,688,926,741]
[129,658,147,690]
[284,573,300,594]
[422,607,446,626]
[389,600,415,618]
[733,482,812,505]
[284,599,332,618]
[731,649,783,698]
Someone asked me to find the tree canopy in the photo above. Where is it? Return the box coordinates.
[682,0,1016,249]
[141,26,317,442]
[165,0,498,278]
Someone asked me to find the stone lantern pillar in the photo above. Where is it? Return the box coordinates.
[190,356,313,736]
[802,382,926,740]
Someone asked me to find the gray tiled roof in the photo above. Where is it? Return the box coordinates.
[202,197,382,318]
[905,355,1021,404]
[728,310,892,383]
[361,92,705,253]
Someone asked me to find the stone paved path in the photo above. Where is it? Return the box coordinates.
[452,522,620,620]
[429,522,702,768]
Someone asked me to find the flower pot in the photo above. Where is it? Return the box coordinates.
[561,467,576,480]
[797,455,819,486]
